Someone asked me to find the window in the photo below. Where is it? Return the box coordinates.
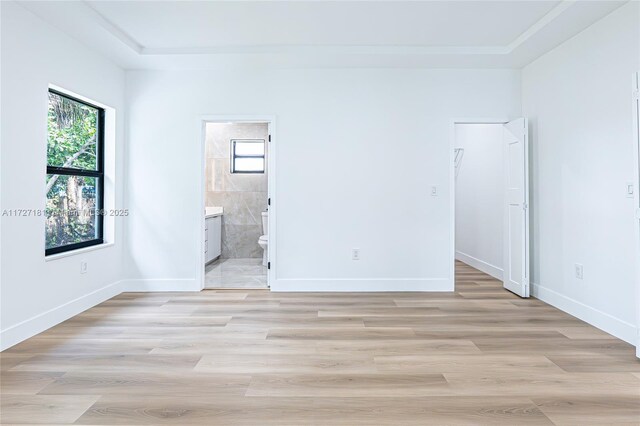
[231,139,265,173]
[45,89,104,255]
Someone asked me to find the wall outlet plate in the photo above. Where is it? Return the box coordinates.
[352,248,360,261]
[574,263,583,280]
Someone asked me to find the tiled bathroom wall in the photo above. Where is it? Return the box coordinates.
[205,122,268,258]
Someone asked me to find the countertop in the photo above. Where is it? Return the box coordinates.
[205,206,223,218]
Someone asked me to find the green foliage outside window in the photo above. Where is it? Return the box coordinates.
[45,92,101,251]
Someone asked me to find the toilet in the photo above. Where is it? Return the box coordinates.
[258,211,268,267]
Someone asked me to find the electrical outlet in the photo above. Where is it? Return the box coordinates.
[574,263,583,280]
[352,249,360,261]
[80,261,88,274]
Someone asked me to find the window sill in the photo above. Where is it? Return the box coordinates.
[45,242,114,262]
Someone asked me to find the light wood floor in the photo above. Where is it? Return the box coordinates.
[2,261,639,425]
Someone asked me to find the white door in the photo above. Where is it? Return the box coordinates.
[503,118,530,297]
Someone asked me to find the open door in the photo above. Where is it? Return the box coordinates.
[503,118,530,297]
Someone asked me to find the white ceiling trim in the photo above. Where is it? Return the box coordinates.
[506,0,576,51]
[140,45,510,56]
[83,0,143,54]
[80,0,577,57]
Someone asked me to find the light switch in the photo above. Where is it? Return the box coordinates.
[431,186,438,196]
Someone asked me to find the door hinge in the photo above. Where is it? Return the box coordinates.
[268,134,271,142]
[268,198,271,206]
[633,90,639,101]
[267,262,271,270]
[522,202,528,210]
[636,208,640,220]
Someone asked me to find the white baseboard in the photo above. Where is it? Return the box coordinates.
[0,280,123,351]
[531,282,637,345]
[271,278,452,292]
[121,279,201,292]
[0,278,202,350]
[455,251,503,281]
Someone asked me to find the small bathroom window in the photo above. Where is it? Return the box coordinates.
[231,139,265,173]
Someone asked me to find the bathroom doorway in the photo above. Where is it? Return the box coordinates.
[199,117,275,289]
[452,118,530,298]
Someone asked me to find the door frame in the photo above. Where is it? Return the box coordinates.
[449,118,510,288]
[197,115,277,290]
[632,72,640,357]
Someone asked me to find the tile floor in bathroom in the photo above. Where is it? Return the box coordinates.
[205,257,268,289]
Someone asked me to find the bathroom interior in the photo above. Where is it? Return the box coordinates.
[204,122,269,289]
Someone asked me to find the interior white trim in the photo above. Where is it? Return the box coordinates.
[271,278,450,293]
[121,279,200,292]
[0,276,200,350]
[54,0,578,58]
[82,0,144,53]
[141,45,510,56]
[506,0,576,51]
[198,115,277,290]
[455,251,504,281]
[531,282,637,345]
[0,280,123,351]
[44,242,115,262]
[632,71,640,356]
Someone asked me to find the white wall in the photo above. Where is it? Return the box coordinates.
[0,2,126,350]
[124,69,521,291]
[523,1,639,344]
[455,123,504,280]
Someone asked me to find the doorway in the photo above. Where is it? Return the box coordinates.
[198,116,276,290]
[452,118,530,298]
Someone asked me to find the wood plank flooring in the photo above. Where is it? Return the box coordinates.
[1,261,639,425]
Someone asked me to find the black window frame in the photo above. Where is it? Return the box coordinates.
[45,89,105,256]
[230,139,266,174]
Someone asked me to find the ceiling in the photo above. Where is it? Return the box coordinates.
[18,0,628,69]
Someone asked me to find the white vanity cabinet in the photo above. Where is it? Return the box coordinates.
[205,215,222,263]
